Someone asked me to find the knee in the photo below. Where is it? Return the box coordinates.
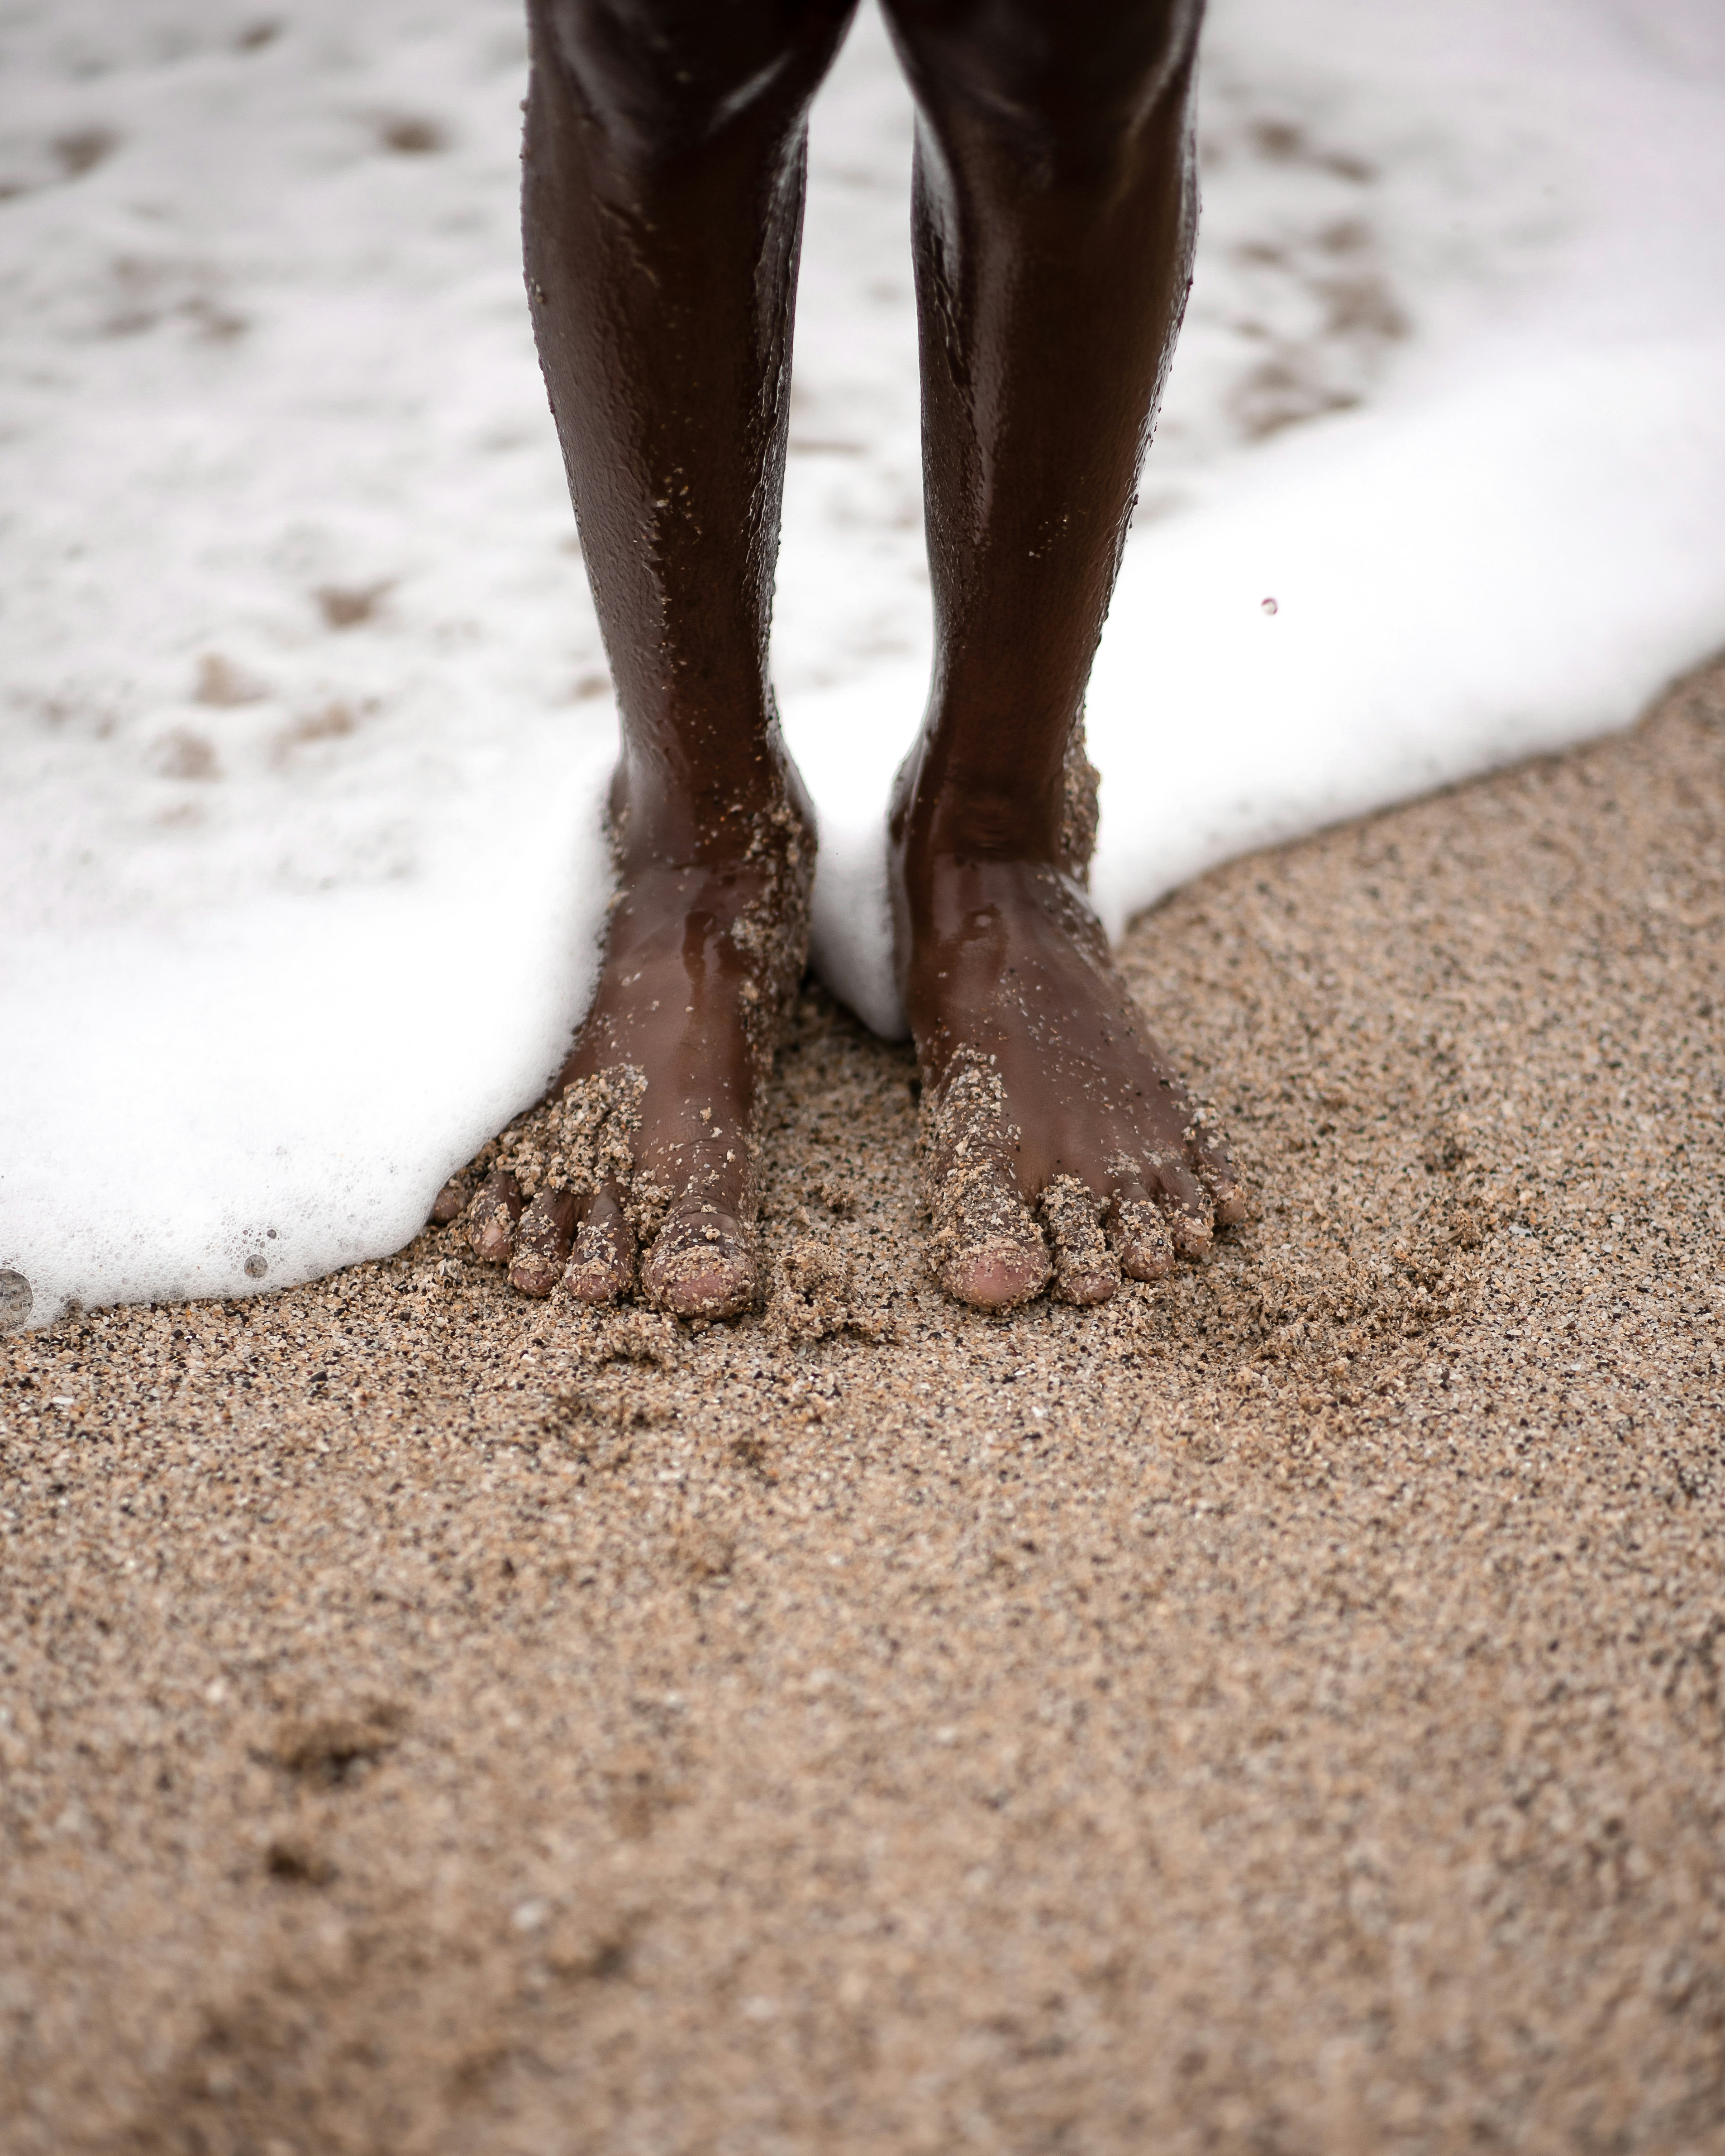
[891,0,1203,186]
[530,0,852,163]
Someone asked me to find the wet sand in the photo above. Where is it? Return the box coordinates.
[4,659,1724,2155]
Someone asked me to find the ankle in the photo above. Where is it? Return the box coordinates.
[614,740,810,873]
[897,789,1063,876]
[891,738,1066,873]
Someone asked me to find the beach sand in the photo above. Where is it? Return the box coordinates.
[4,657,1723,2155]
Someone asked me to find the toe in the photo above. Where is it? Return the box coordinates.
[467,1168,524,1263]
[564,1184,636,1306]
[1039,1176,1120,1306]
[920,1051,1052,1312]
[946,1234,1052,1312]
[932,1157,1051,1312]
[1184,1108,1246,1227]
[1167,1206,1213,1261]
[642,1204,757,1320]
[509,1187,578,1298]
[1207,1178,1248,1229]
[430,1177,468,1226]
[1142,1150,1214,1261]
[1108,1184,1175,1281]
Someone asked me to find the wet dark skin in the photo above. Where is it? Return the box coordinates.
[453,0,1244,1317]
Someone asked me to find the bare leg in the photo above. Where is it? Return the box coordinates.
[462,0,857,1317]
[883,0,1245,1310]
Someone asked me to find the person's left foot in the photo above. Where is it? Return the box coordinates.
[895,811,1245,1312]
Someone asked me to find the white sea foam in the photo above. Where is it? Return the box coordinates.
[2,0,1722,1323]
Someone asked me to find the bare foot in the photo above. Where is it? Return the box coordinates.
[893,753,1244,1314]
[442,762,812,1321]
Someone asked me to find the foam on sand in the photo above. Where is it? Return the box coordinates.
[2,0,1723,1323]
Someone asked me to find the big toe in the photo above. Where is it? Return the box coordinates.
[642,1205,757,1320]
[935,1184,1052,1312]
[929,1150,1052,1312]
[946,1235,1053,1313]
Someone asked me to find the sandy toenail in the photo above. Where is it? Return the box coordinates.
[467,1169,524,1263]
[565,1187,636,1305]
[510,1188,578,1298]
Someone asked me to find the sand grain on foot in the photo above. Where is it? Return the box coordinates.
[5,662,1725,2154]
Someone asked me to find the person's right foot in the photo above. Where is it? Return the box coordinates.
[439,763,813,1321]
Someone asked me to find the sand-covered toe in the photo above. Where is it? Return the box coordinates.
[920,1053,1053,1312]
[565,1185,637,1305]
[1108,1190,1175,1280]
[1039,1176,1120,1306]
[465,1168,523,1263]
[641,1207,757,1320]
[508,1188,578,1298]
[1183,1103,1247,1225]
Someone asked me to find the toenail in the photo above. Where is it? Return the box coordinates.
[0,1271,32,1330]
